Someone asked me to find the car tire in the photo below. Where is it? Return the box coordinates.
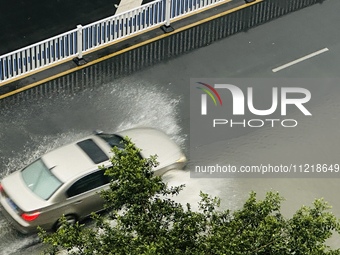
[54,214,78,231]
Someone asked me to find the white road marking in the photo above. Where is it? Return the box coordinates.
[272,48,329,73]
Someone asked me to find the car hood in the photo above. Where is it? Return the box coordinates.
[1,171,48,212]
[117,128,184,170]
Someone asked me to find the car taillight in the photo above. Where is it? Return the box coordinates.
[21,212,40,222]
[0,183,3,193]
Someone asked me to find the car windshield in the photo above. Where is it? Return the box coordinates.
[97,133,125,149]
[21,159,62,200]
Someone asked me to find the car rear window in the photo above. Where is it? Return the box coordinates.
[21,159,62,200]
[77,139,109,164]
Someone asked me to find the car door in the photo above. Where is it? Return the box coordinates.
[65,169,111,218]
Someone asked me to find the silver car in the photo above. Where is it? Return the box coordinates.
[0,128,186,234]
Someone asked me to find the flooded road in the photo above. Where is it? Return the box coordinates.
[1,0,340,253]
[0,79,186,254]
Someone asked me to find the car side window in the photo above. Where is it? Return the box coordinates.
[66,170,111,198]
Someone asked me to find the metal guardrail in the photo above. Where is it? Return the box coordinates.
[0,0,223,83]
[0,29,78,81]
[80,0,167,54]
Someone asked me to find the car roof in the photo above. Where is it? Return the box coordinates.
[117,127,182,166]
[41,135,111,183]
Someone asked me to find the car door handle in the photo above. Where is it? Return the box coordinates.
[74,200,83,204]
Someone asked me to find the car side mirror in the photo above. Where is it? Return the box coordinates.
[94,130,103,135]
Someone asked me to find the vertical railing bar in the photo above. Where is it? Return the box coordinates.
[7,56,10,78]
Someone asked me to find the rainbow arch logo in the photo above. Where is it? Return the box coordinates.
[196,82,222,115]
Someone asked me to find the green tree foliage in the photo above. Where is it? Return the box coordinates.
[39,139,340,255]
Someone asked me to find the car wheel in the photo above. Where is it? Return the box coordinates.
[54,214,78,231]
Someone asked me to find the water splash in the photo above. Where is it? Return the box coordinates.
[0,77,186,254]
